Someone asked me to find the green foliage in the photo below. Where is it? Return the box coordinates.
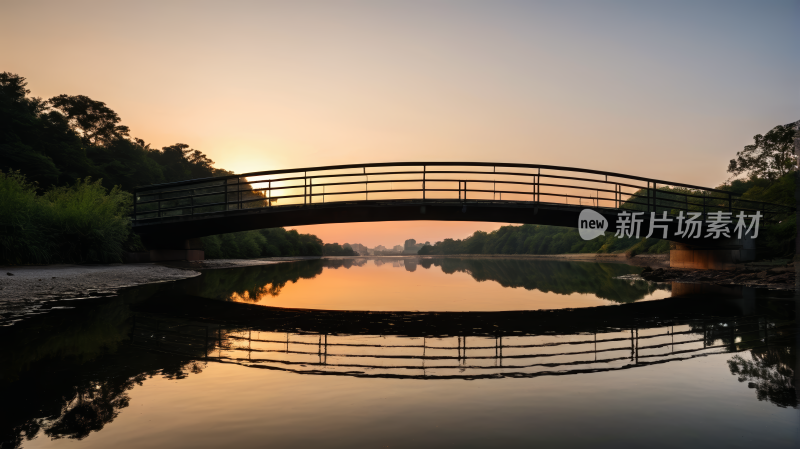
[0,171,133,264]
[1,71,326,263]
[737,170,795,206]
[201,228,323,259]
[418,224,665,256]
[728,122,798,182]
[733,171,796,257]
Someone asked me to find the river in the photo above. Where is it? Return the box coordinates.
[1,258,798,448]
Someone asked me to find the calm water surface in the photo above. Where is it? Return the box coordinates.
[193,257,671,310]
[1,258,798,448]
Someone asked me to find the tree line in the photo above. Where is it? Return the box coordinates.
[418,225,670,256]
[0,72,322,263]
[0,73,229,191]
[420,120,798,258]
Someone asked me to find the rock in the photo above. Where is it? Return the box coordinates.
[641,266,653,273]
[6,272,12,276]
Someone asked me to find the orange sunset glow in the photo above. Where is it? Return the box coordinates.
[2,1,797,246]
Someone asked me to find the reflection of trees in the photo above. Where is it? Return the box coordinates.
[184,260,325,302]
[42,377,139,441]
[186,258,666,303]
[324,258,368,269]
[2,352,205,449]
[422,258,667,303]
[185,259,376,303]
[728,346,797,408]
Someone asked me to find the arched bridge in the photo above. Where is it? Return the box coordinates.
[132,162,792,267]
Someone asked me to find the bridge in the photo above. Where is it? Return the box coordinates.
[132,162,793,268]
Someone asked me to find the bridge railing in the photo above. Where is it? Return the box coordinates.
[132,162,793,223]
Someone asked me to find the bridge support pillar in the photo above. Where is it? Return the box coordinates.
[142,237,205,262]
[669,236,755,270]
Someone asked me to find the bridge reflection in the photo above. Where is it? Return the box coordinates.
[130,296,796,381]
[2,282,796,447]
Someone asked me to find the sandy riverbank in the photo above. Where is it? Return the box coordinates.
[0,258,326,326]
[0,264,201,326]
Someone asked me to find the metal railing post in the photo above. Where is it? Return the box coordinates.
[653,182,657,214]
[685,191,688,213]
[225,180,229,211]
[237,177,242,210]
[422,165,426,201]
[702,191,706,219]
[133,190,138,222]
[268,180,271,207]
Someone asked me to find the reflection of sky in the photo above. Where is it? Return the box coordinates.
[35,349,795,448]
[228,258,670,311]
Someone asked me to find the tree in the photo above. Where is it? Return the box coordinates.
[48,95,130,146]
[728,122,798,182]
[322,243,356,256]
[0,72,32,103]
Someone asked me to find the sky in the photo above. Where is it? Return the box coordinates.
[2,0,798,247]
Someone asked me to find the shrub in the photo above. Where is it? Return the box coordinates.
[0,171,133,264]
